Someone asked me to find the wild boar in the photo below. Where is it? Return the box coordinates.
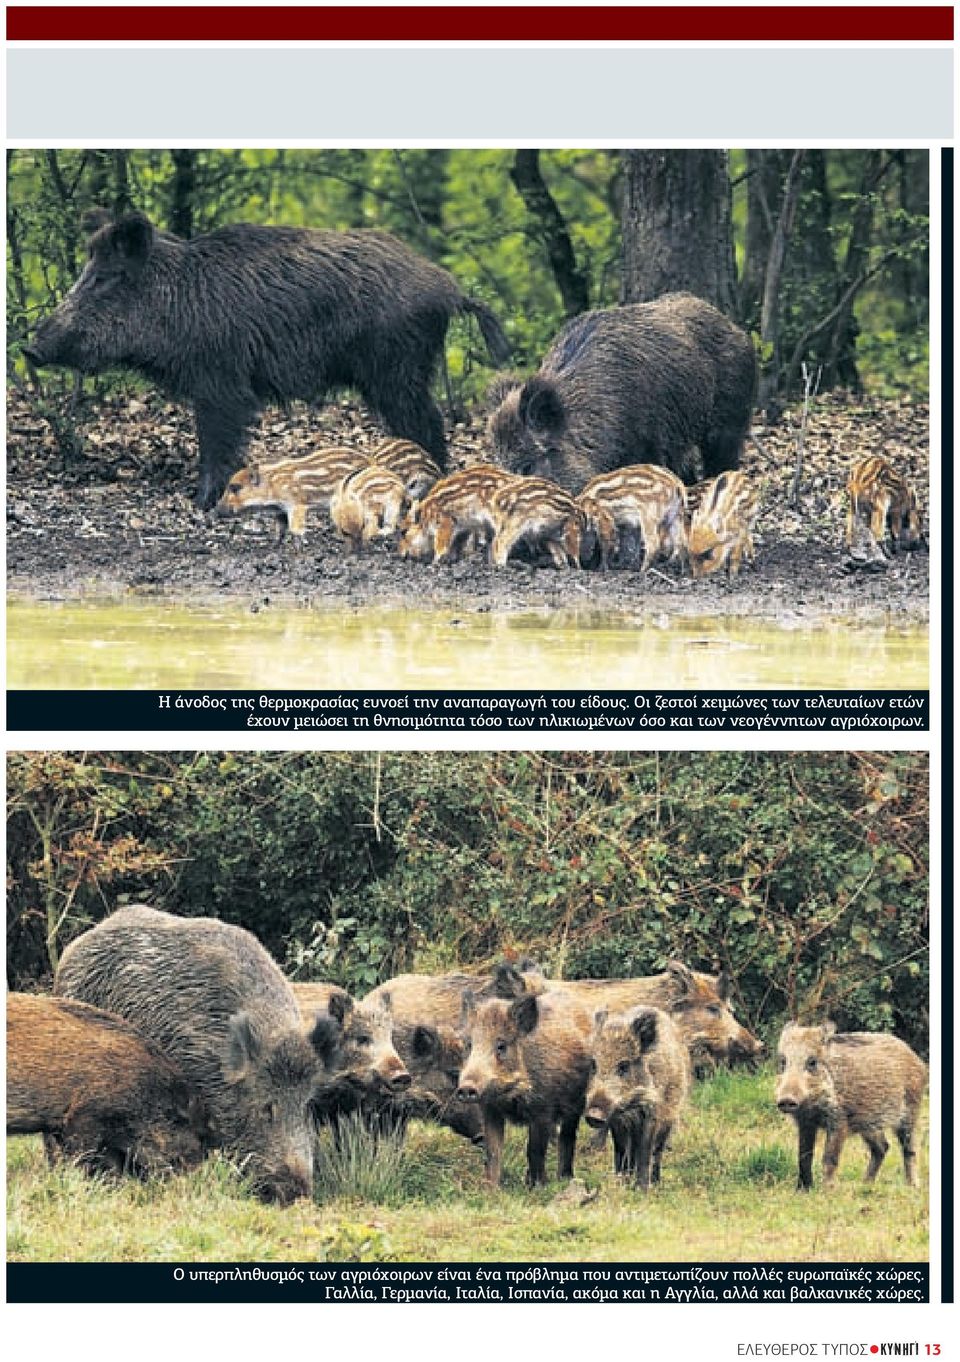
[24,212,511,507]
[329,464,410,551]
[398,465,518,564]
[364,1021,482,1144]
[846,455,924,557]
[456,991,593,1187]
[578,464,688,572]
[489,293,756,493]
[584,1006,691,1189]
[214,446,371,538]
[540,962,763,1071]
[687,469,759,579]
[370,438,443,501]
[55,906,341,1204]
[775,1021,927,1190]
[488,476,585,569]
[290,981,410,1123]
[7,992,208,1178]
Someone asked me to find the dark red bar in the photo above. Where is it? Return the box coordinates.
[5,5,955,43]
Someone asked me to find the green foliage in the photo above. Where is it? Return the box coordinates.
[7,148,927,410]
[6,752,928,1052]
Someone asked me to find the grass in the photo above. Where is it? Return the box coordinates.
[7,1069,929,1263]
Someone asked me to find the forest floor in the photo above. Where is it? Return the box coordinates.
[6,388,929,624]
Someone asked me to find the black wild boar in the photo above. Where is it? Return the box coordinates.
[7,992,208,1178]
[456,991,593,1187]
[775,1022,927,1190]
[25,212,512,508]
[584,1006,691,1189]
[54,906,341,1204]
[489,293,756,493]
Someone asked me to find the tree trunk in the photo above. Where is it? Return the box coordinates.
[169,149,198,237]
[739,150,787,330]
[757,150,806,410]
[511,149,590,317]
[620,150,736,314]
[821,151,890,390]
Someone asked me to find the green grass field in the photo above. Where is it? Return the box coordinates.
[6,1070,928,1263]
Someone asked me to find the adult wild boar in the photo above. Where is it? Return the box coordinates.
[55,906,341,1204]
[25,212,512,508]
[539,961,764,1071]
[7,992,209,1178]
[489,293,756,493]
[456,990,593,1187]
[584,1006,691,1189]
[775,1021,927,1190]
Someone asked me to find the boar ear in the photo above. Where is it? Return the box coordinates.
[308,1013,342,1069]
[223,1011,262,1084]
[511,993,539,1037]
[593,1008,608,1034]
[493,962,526,999]
[665,960,694,996]
[412,1024,439,1060]
[460,989,477,1027]
[487,371,523,411]
[378,989,393,1016]
[631,1009,659,1052]
[716,970,733,1003]
[326,990,354,1026]
[519,377,565,434]
[81,206,113,242]
[111,213,156,277]
[820,1019,837,1040]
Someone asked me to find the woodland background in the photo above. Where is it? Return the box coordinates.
[6,751,929,1053]
[6,149,929,416]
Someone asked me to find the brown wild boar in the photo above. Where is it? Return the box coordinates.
[687,469,760,579]
[578,464,688,572]
[329,464,410,551]
[543,961,763,1070]
[290,982,410,1124]
[364,1021,482,1144]
[584,1006,691,1189]
[7,993,208,1178]
[371,438,443,501]
[214,446,371,538]
[846,455,923,557]
[456,991,593,1187]
[488,476,585,569]
[398,465,518,564]
[775,1021,927,1190]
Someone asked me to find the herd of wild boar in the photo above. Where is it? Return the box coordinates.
[7,908,927,1205]
[24,212,924,574]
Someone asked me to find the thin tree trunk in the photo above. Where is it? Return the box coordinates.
[757,150,806,410]
[511,149,590,317]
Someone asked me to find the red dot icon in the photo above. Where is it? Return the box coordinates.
[870,1349,879,1356]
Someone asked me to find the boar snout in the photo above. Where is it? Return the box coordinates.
[584,1090,613,1128]
[456,1080,481,1103]
[379,1063,412,1093]
[776,1095,801,1114]
[254,1159,313,1205]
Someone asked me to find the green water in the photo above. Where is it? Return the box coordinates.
[6,599,928,691]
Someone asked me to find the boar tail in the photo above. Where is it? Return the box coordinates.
[460,298,512,367]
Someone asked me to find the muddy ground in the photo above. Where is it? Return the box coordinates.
[6,388,929,624]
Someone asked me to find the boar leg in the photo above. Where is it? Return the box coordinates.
[612,1126,631,1176]
[286,504,307,539]
[895,1119,919,1187]
[194,395,258,510]
[365,377,447,466]
[525,1117,552,1187]
[651,1124,672,1185]
[482,1108,506,1187]
[491,527,519,569]
[796,1116,818,1191]
[861,1130,889,1182]
[633,1115,656,1191]
[821,1121,848,1186]
[557,1113,580,1180]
